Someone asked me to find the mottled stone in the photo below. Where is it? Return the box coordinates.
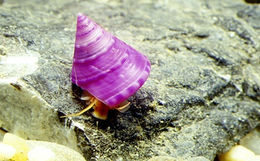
[0,0,259,161]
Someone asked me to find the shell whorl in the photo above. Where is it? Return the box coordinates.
[71,13,151,107]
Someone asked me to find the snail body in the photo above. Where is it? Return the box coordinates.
[65,13,151,119]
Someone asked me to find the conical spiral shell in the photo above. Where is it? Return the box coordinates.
[71,13,151,107]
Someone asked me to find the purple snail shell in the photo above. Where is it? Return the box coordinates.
[70,13,151,119]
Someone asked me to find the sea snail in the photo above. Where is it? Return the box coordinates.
[62,13,151,120]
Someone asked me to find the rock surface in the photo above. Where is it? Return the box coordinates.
[0,0,259,161]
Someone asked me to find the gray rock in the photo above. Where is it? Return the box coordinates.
[0,0,259,161]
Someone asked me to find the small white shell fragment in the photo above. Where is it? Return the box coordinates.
[0,133,86,161]
[255,155,260,160]
[240,129,260,155]
[3,133,29,161]
[26,140,86,161]
[0,143,16,160]
[28,146,55,161]
[219,145,259,161]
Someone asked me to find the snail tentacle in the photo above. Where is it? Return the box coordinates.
[115,101,130,113]
[61,99,97,118]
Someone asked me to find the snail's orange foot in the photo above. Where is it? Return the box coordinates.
[92,100,109,120]
[91,100,130,120]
